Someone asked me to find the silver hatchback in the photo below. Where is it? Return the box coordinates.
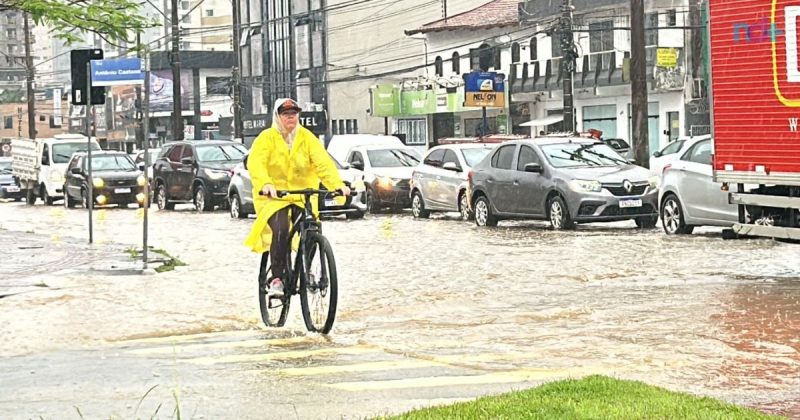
[409,143,494,220]
[468,138,660,229]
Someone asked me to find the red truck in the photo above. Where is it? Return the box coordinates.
[708,0,800,239]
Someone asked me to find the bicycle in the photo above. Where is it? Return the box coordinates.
[257,188,351,334]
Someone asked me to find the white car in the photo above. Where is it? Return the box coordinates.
[649,135,710,175]
[343,145,421,213]
[659,137,739,234]
[410,143,495,220]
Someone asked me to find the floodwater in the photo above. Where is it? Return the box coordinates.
[0,201,798,417]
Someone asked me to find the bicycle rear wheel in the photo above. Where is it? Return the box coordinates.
[258,252,290,328]
[299,232,338,334]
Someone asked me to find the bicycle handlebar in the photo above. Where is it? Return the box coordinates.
[259,188,357,198]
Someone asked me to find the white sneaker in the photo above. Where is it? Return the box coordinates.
[268,279,284,298]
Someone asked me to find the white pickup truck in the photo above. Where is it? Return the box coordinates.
[12,134,100,205]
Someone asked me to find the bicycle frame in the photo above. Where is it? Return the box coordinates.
[283,191,324,296]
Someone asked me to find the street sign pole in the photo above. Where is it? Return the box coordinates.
[481,106,488,137]
[142,52,150,270]
[86,62,94,244]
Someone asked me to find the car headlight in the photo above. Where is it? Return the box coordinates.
[569,179,602,193]
[137,175,146,187]
[92,177,104,188]
[206,169,229,180]
[50,172,64,183]
[376,176,398,189]
[648,176,660,189]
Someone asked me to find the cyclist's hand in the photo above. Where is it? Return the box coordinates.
[338,186,351,197]
[261,184,277,198]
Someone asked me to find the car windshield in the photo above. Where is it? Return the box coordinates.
[196,144,247,162]
[87,155,137,172]
[461,147,492,167]
[0,160,11,173]
[367,149,421,168]
[542,143,628,168]
[329,153,344,170]
[52,142,101,164]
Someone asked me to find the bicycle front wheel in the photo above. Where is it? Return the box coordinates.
[299,232,338,334]
[258,252,290,328]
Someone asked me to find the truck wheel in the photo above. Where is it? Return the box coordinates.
[26,188,36,205]
[63,186,76,208]
[40,185,54,206]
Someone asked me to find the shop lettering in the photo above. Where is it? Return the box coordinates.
[732,19,783,43]
[470,93,498,101]
[299,116,318,127]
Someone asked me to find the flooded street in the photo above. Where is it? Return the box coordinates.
[0,201,798,418]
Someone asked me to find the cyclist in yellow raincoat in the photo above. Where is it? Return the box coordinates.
[244,98,349,297]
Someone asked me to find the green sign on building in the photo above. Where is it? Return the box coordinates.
[371,84,400,117]
[400,90,436,115]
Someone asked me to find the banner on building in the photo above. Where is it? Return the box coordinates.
[370,84,400,117]
[464,71,505,108]
[656,48,679,68]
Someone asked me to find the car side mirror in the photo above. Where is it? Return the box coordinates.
[70,167,82,175]
[442,162,461,172]
[351,161,364,171]
[653,151,663,158]
[340,162,351,170]
[137,162,145,171]
[242,154,249,170]
[180,157,194,165]
[524,163,543,173]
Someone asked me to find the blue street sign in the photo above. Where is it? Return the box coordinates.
[463,71,506,108]
[90,58,144,86]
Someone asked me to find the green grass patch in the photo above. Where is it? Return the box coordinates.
[125,246,187,273]
[382,375,780,420]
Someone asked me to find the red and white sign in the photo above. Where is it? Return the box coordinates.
[709,0,800,175]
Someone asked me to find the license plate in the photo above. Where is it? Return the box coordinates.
[324,199,338,207]
[114,188,132,194]
[5,186,19,193]
[619,199,642,208]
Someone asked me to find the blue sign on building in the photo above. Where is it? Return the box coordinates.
[463,71,506,108]
[90,58,144,86]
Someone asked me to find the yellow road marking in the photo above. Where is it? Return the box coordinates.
[326,367,609,391]
[117,330,260,345]
[185,346,378,366]
[274,359,445,376]
[128,336,317,355]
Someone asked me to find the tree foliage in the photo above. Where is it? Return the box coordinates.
[1,0,158,46]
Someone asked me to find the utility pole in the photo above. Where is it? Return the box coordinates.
[631,0,649,167]
[23,13,35,139]
[135,32,144,149]
[231,0,244,142]
[560,0,575,133]
[170,0,184,140]
[442,0,447,19]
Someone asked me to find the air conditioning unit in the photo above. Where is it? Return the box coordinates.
[692,78,706,99]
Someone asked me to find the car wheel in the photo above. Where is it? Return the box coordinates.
[473,195,498,227]
[635,215,659,229]
[230,193,246,219]
[458,191,472,221]
[548,195,575,230]
[41,184,54,206]
[81,188,91,209]
[194,185,213,212]
[26,188,36,205]
[156,183,174,210]
[661,194,694,235]
[411,191,430,219]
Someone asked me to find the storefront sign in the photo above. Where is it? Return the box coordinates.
[464,71,506,108]
[243,111,328,136]
[371,84,400,117]
[400,90,436,115]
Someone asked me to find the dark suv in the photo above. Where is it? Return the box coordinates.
[153,140,247,211]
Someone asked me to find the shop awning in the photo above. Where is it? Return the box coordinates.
[520,115,564,127]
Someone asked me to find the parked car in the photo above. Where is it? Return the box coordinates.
[153,140,247,211]
[602,138,633,161]
[650,135,710,175]
[344,145,421,213]
[0,157,23,201]
[133,147,161,179]
[409,143,494,220]
[468,137,660,229]
[659,137,743,234]
[227,153,367,219]
[63,151,146,208]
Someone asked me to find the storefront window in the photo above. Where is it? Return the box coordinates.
[582,105,617,138]
[627,102,660,153]
[396,119,427,145]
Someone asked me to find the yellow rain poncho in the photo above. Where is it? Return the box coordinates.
[244,99,345,253]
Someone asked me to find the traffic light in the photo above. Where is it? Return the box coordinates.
[71,49,106,105]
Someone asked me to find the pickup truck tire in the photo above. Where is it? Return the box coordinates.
[26,188,36,205]
[40,185,54,206]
